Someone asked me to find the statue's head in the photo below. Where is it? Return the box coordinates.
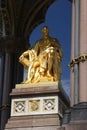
[41,26,49,38]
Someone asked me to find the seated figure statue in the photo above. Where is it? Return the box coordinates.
[19,26,63,83]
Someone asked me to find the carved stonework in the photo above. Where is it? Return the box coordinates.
[29,100,40,112]
[14,101,25,113]
[11,99,27,116]
[43,99,55,111]
[11,96,60,116]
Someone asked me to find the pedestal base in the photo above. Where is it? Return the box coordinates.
[5,114,61,130]
[5,82,69,130]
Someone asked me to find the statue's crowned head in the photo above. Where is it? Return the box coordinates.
[41,26,49,38]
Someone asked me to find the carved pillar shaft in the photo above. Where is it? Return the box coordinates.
[0,54,4,106]
[0,54,4,129]
[0,53,13,130]
[74,0,80,105]
[71,0,80,105]
[71,0,80,106]
[0,52,23,130]
[70,0,75,106]
[79,0,87,102]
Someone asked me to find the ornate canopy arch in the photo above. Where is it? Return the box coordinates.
[0,0,56,52]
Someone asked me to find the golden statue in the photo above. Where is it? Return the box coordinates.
[19,26,63,83]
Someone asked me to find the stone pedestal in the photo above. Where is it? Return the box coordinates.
[5,82,69,130]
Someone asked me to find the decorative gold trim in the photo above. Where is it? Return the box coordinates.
[29,100,40,112]
[68,54,87,68]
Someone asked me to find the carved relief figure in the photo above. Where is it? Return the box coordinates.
[19,26,63,83]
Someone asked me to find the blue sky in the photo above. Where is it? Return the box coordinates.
[29,0,72,96]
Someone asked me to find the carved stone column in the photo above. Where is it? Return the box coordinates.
[0,54,4,106]
[0,36,29,130]
[79,0,87,102]
[0,54,5,128]
[70,0,75,106]
[62,0,87,129]
[1,53,13,130]
[0,52,24,130]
